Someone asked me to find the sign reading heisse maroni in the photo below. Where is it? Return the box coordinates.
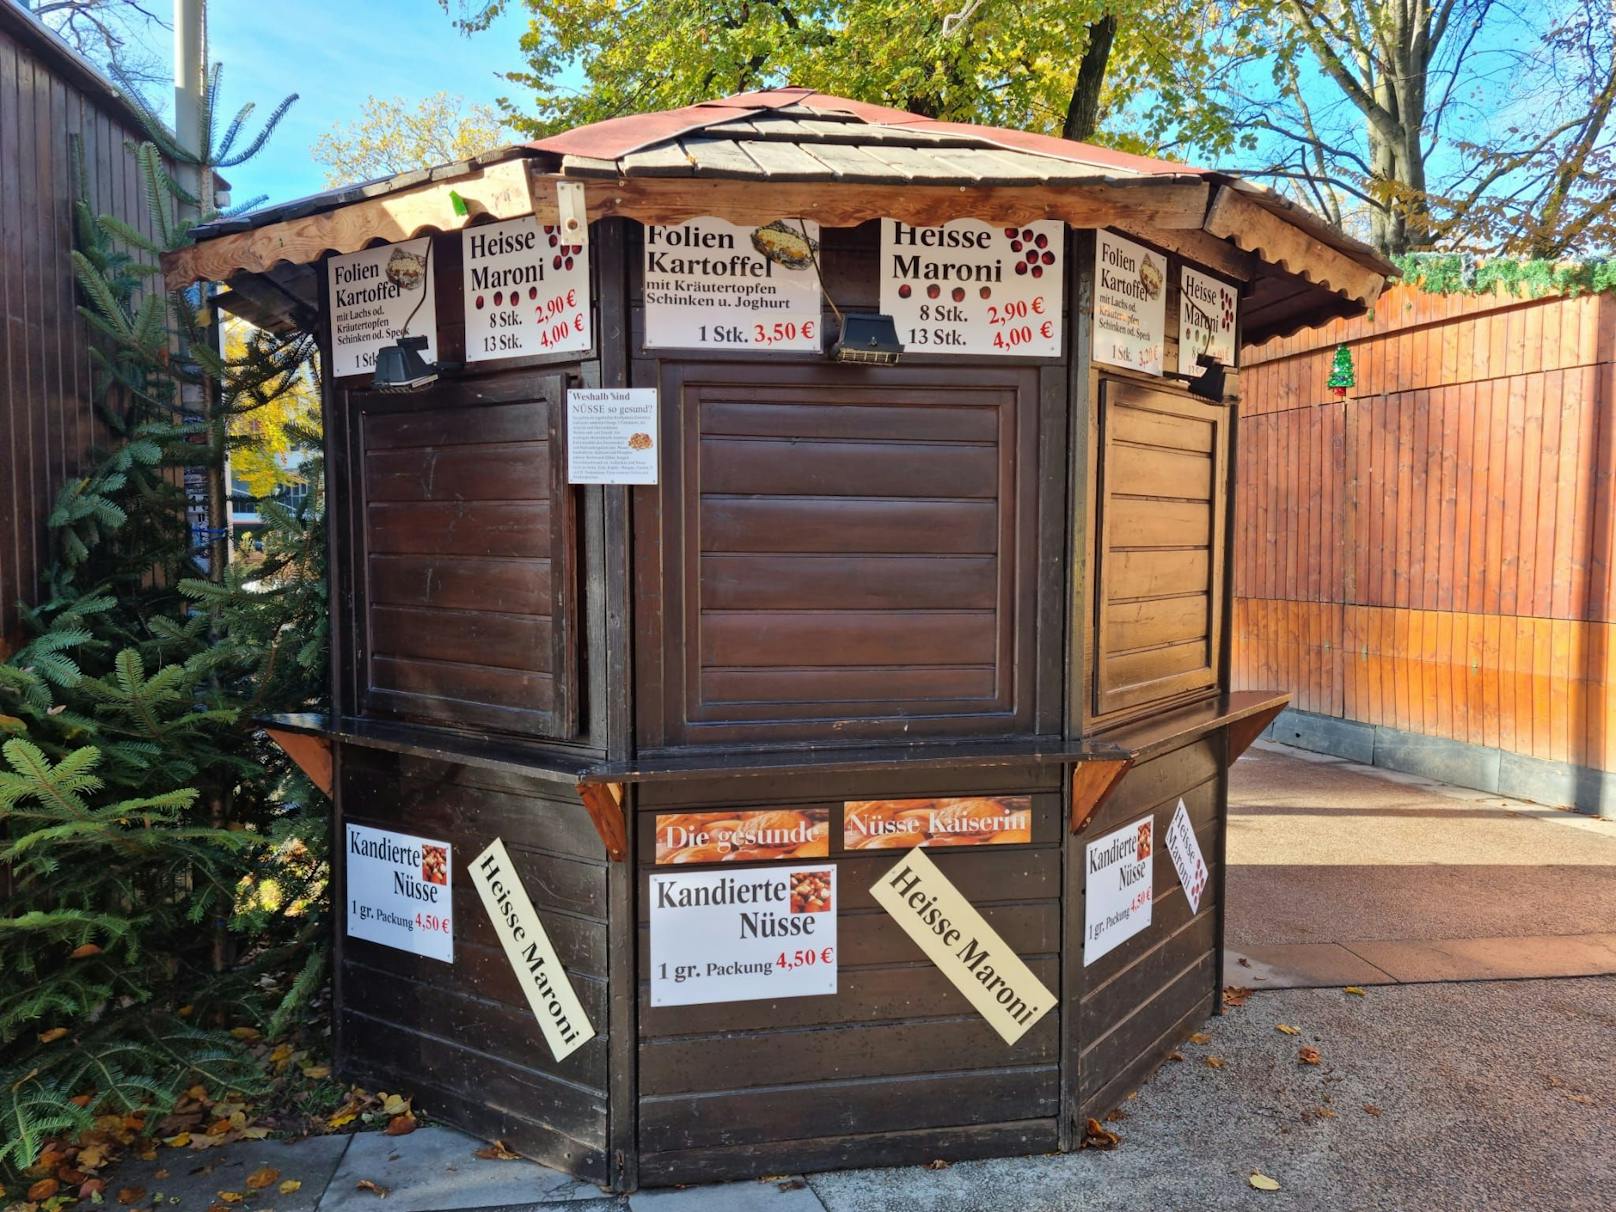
[470,839,595,1061]
[871,848,1054,1045]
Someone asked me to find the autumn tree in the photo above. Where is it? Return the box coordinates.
[311,92,508,186]
[1166,0,1616,256]
[436,0,1219,146]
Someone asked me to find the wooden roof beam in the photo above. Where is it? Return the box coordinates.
[1204,186,1387,307]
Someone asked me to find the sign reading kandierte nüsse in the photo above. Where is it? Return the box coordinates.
[870,848,1054,1045]
[470,839,595,1061]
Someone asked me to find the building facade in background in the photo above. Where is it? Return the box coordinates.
[1235,281,1616,816]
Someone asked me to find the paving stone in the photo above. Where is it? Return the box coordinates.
[1226,943,1397,989]
[97,1134,350,1212]
[321,1126,602,1211]
[629,1176,825,1212]
[1346,933,1616,983]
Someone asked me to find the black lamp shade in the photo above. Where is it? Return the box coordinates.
[832,313,904,365]
[372,334,437,392]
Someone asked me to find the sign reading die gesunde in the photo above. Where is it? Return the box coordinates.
[870,848,1054,1045]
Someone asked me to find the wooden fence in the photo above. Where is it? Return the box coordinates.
[1233,280,1616,807]
[0,6,169,651]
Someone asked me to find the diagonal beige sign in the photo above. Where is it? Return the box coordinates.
[870,847,1055,1045]
[470,838,595,1061]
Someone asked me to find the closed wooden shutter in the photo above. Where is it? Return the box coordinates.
[345,375,578,738]
[1092,379,1227,718]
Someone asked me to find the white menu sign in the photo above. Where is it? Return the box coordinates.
[1178,267,1237,375]
[880,219,1063,356]
[566,387,658,484]
[649,865,837,1007]
[1083,815,1154,965]
[643,216,822,351]
[346,823,453,962]
[1164,798,1209,914]
[463,217,590,361]
[328,239,436,377]
[1093,230,1166,376]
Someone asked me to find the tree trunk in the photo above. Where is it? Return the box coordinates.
[1062,16,1118,142]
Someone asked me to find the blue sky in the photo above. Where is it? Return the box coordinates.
[209,0,533,207]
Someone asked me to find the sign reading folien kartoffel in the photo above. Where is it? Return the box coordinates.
[345,823,453,963]
[327,239,436,377]
[1083,815,1155,965]
[642,216,822,351]
[872,848,1054,1045]
[880,219,1063,356]
[462,217,590,361]
[470,839,595,1061]
[1092,229,1166,376]
[649,865,837,1006]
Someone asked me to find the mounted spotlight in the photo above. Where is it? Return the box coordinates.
[372,334,438,392]
[831,313,904,365]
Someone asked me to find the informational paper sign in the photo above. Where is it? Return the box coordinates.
[345,823,453,963]
[1178,267,1237,375]
[1164,798,1209,914]
[1083,815,1155,965]
[871,848,1054,1046]
[1093,230,1166,376]
[654,809,830,865]
[649,865,837,1007]
[328,238,436,377]
[463,217,590,361]
[566,387,658,484]
[642,217,822,351]
[844,796,1032,852]
[880,219,1063,356]
[470,839,596,1061]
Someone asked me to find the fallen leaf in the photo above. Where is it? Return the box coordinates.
[70,1093,94,1108]
[79,1178,107,1199]
[1082,1118,1120,1150]
[77,1145,108,1170]
[217,1191,244,1203]
[154,1170,168,1181]
[270,1044,294,1063]
[1104,1108,1128,1123]
[162,1133,191,1148]
[328,1108,359,1129]
[38,1027,70,1044]
[1188,1031,1212,1045]
[229,1026,261,1041]
[1344,986,1366,997]
[1222,986,1254,1008]
[1167,1050,1185,1062]
[380,1093,410,1117]
[1205,1056,1226,1069]
[923,1160,949,1171]
[27,1178,60,1202]
[1298,1046,1322,1065]
[245,1167,279,1190]
[71,943,103,959]
[279,1180,303,1195]
[241,1127,271,1141]
[59,1165,89,1185]
[187,1085,209,1102]
[177,1004,194,1018]
[474,1140,522,1161]
[301,1065,331,1079]
[1275,1024,1300,1035]
[1363,1104,1383,1117]
[356,1179,390,1198]
[385,1113,417,1137]
[1250,1171,1281,1191]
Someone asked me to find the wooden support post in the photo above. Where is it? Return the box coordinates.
[1070,757,1133,834]
[263,728,334,796]
[577,781,630,862]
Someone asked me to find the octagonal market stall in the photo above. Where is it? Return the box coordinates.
[165,88,1393,1193]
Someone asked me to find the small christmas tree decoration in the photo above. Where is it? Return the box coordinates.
[1328,343,1356,398]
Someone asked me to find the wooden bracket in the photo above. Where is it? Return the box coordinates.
[263,728,333,797]
[577,781,629,862]
[1070,758,1133,835]
[1226,701,1289,763]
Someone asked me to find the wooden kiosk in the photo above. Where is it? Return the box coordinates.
[165,89,1392,1192]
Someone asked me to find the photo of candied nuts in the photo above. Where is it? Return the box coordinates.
[790,869,833,914]
[421,844,449,886]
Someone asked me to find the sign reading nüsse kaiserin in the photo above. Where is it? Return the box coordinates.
[470,839,595,1061]
[870,848,1054,1045]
